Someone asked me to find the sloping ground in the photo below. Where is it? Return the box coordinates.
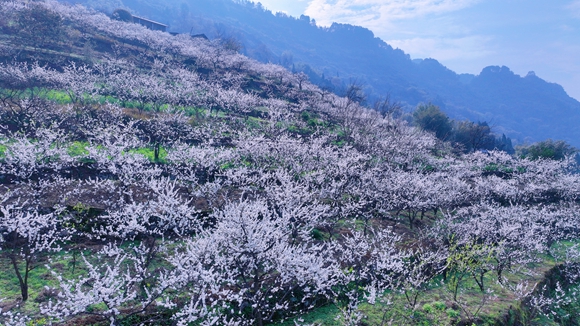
[0,1,580,325]
[96,0,580,146]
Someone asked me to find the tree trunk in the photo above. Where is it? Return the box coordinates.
[154,142,160,162]
[473,271,485,292]
[255,310,264,326]
[9,254,29,301]
[408,209,417,230]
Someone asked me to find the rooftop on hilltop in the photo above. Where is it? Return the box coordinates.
[132,15,167,32]
[112,8,167,32]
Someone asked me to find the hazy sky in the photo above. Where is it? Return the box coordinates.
[257,0,580,101]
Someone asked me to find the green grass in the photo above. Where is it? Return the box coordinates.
[180,106,208,117]
[278,304,340,326]
[44,89,72,104]
[0,237,180,324]
[4,86,216,117]
[67,141,90,157]
[278,240,580,326]
[2,139,171,164]
[245,116,267,130]
[279,276,514,325]
[0,143,6,159]
[301,111,328,128]
[68,141,174,164]
[0,218,576,326]
[0,250,92,322]
[331,139,346,147]
[287,124,313,136]
[219,158,252,170]
[129,147,168,163]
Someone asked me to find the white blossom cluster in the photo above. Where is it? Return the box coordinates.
[0,0,579,324]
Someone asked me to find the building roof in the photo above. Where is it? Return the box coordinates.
[132,15,167,28]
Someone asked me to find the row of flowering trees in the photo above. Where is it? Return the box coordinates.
[1,1,580,325]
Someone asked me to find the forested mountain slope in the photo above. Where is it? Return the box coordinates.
[75,0,580,147]
[1,1,580,325]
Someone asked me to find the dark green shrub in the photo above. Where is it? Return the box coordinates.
[517,139,577,161]
[413,103,453,140]
[112,9,133,22]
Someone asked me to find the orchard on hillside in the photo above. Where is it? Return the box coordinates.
[0,1,580,325]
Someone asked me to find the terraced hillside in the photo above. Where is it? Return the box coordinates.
[1,1,580,325]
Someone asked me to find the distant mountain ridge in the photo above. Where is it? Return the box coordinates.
[72,0,580,147]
